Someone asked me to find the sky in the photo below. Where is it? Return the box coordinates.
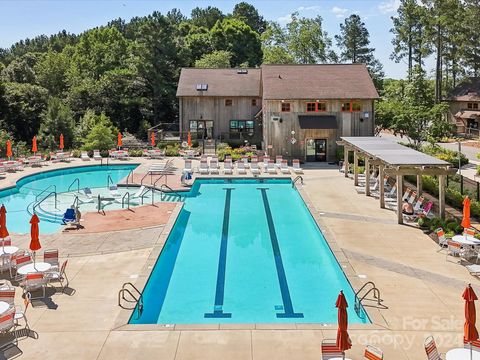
[0,0,432,79]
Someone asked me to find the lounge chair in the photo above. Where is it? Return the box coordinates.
[266,160,276,174]
[364,345,383,360]
[223,159,233,175]
[83,187,94,199]
[62,208,76,225]
[385,184,397,198]
[81,151,90,161]
[210,158,219,175]
[280,160,290,174]
[404,200,433,222]
[20,273,47,299]
[424,336,443,360]
[237,161,247,175]
[131,186,147,199]
[109,185,121,198]
[321,339,344,360]
[412,196,425,213]
[199,160,209,175]
[292,159,303,174]
[466,264,480,277]
[402,187,412,201]
[251,159,261,175]
[262,156,270,169]
[275,155,283,168]
[407,190,417,204]
[242,156,250,169]
[183,159,193,173]
[93,150,102,161]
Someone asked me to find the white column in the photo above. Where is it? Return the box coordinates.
[379,164,385,208]
[397,174,403,224]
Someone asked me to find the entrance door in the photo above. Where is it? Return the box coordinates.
[190,120,214,139]
[314,139,327,161]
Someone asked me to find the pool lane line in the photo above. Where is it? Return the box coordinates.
[204,188,233,318]
[259,188,304,319]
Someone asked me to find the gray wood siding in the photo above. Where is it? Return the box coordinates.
[262,99,374,162]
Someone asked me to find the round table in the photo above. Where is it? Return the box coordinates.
[0,246,18,256]
[0,301,10,314]
[452,235,480,246]
[17,262,51,275]
[446,348,480,359]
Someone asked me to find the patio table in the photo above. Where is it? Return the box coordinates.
[452,235,480,246]
[0,301,10,315]
[17,262,51,275]
[446,348,480,359]
[0,246,18,256]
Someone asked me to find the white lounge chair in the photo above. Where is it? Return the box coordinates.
[93,150,102,160]
[81,151,90,161]
[131,185,147,199]
[266,160,276,174]
[199,160,209,175]
[262,156,270,169]
[183,159,193,173]
[242,156,250,169]
[237,161,247,175]
[109,185,121,198]
[224,159,233,175]
[292,159,303,174]
[275,156,283,168]
[210,158,219,174]
[280,160,290,174]
[251,159,261,175]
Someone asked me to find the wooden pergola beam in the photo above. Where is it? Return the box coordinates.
[384,168,456,176]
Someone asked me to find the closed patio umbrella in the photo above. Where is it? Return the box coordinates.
[462,196,472,230]
[150,132,155,147]
[29,214,41,267]
[463,284,479,360]
[0,205,9,247]
[59,134,64,150]
[336,290,352,359]
[6,140,12,159]
[187,132,192,148]
[117,132,122,149]
[32,136,38,155]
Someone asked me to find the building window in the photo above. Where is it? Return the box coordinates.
[281,102,291,112]
[317,102,327,111]
[230,120,254,135]
[468,103,479,110]
[352,102,361,112]
[341,102,351,112]
[251,99,257,107]
[225,99,233,107]
[306,103,316,112]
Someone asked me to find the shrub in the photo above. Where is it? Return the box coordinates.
[422,144,468,167]
[128,149,144,157]
[165,143,180,156]
[71,149,81,158]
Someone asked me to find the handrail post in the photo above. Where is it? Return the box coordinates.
[97,195,101,213]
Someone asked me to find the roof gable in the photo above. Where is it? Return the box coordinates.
[448,77,480,101]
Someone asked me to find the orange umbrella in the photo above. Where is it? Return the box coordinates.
[336,290,352,356]
[462,196,472,229]
[32,136,38,154]
[463,284,479,360]
[150,132,155,147]
[6,140,12,159]
[29,214,41,262]
[59,133,64,150]
[117,132,122,148]
[187,132,192,148]
[0,205,9,243]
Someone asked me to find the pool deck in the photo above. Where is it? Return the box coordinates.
[0,157,477,359]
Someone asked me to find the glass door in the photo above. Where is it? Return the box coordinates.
[315,139,327,161]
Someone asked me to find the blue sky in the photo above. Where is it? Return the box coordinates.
[0,0,430,79]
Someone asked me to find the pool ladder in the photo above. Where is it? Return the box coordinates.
[292,176,304,188]
[118,282,144,318]
[354,281,384,318]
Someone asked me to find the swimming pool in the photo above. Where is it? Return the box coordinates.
[0,164,138,234]
[130,179,369,325]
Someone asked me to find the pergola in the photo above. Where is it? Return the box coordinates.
[337,137,457,224]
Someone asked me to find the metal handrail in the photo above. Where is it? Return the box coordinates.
[100,157,109,166]
[354,281,382,315]
[68,178,80,193]
[126,169,134,185]
[35,184,56,201]
[140,173,149,185]
[33,191,57,213]
[118,282,144,317]
[122,192,130,209]
[159,184,183,201]
[153,174,167,188]
[292,176,304,188]
[72,195,79,209]
[140,188,152,205]
[107,174,114,188]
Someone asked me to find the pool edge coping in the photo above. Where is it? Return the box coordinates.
[113,176,389,332]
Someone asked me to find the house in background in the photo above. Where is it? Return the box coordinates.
[176,64,379,162]
[447,77,480,136]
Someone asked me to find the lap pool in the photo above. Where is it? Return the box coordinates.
[0,164,139,234]
[130,178,369,324]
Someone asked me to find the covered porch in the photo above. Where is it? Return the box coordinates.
[337,136,457,224]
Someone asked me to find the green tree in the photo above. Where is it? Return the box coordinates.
[210,18,262,67]
[35,50,70,96]
[195,50,232,68]
[191,6,224,29]
[74,109,97,147]
[462,0,480,76]
[38,97,75,150]
[232,2,267,34]
[0,53,37,83]
[82,113,117,151]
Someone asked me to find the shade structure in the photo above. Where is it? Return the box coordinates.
[150,132,155,147]
[32,136,38,154]
[463,284,479,360]
[335,290,352,354]
[59,134,64,150]
[0,205,9,240]
[462,196,472,229]
[6,140,12,159]
[29,214,41,252]
[117,132,122,148]
[187,132,192,147]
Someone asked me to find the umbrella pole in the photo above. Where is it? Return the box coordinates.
[471,343,473,360]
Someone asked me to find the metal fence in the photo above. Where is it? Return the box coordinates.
[446,174,480,201]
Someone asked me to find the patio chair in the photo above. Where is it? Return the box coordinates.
[292,159,303,174]
[321,339,344,360]
[10,254,31,280]
[266,160,277,174]
[43,249,59,270]
[251,159,261,175]
[0,286,15,306]
[0,256,11,275]
[445,239,467,262]
[223,159,233,175]
[435,228,449,251]
[62,208,76,225]
[210,158,219,175]
[46,260,69,293]
[412,196,425,213]
[81,151,90,161]
[280,160,290,174]
[402,187,412,201]
[93,150,102,160]
[237,160,247,175]
[183,159,193,173]
[199,160,209,175]
[407,190,417,204]
[424,335,443,360]
[2,239,11,246]
[464,338,480,351]
[384,183,397,198]
[14,292,30,329]
[0,308,17,350]
[20,273,47,300]
[464,228,476,237]
[364,344,383,359]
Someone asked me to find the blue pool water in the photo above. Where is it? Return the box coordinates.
[0,164,138,234]
[130,179,369,324]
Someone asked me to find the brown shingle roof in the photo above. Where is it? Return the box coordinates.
[176,68,261,97]
[261,64,379,100]
[447,77,480,101]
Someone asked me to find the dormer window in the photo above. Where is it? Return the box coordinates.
[196,84,208,91]
[468,103,479,110]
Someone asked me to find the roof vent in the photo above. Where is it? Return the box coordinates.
[196,84,208,91]
[237,69,248,74]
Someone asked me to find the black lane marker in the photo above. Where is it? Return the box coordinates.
[204,188,233,318]
[259,188,304,318]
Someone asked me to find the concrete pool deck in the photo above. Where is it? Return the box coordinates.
[0,157,477,359]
